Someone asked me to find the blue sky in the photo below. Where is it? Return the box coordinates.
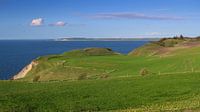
[0,0,200,39]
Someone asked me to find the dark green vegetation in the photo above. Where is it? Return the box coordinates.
[2,37,200,111]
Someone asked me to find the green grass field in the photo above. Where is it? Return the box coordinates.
[1,73,200,111]
[2,39,200,111]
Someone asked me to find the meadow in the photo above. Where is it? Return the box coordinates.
[1,73,200,111]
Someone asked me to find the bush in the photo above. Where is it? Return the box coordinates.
[33,76,40,82]
[78,73,87,80]
[140,68,149,76]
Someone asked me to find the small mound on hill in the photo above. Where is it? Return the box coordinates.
[83,48,115,55]
[63,48,119,57]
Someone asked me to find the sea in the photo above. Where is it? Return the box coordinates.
[0,40,148,80]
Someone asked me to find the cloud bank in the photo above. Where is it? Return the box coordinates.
[30,18,44,26]
[89,12,184,20]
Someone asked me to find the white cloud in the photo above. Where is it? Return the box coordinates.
[30,18,43,26]
[49,21,66,26]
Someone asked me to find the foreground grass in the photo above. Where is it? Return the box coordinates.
[1,73,200,111]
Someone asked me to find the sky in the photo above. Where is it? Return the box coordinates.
[0,0,200,39]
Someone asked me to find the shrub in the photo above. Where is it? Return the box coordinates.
[78,73,87,80]
[140,68,149,76]
[33,75,40,82]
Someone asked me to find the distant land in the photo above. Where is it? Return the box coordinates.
[55,37,160,41]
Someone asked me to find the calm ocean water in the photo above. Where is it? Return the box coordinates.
[0,40,148,80]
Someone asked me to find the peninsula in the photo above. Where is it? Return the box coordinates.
[55,37,160,41]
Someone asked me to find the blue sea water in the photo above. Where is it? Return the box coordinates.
[0,40,148,80]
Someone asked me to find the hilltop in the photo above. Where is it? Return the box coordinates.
[129,36,200,56]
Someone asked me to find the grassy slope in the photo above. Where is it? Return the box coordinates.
[23,45,200,81]
[1,73,200,112]
[2,40,200,111]
[21,48,121,81]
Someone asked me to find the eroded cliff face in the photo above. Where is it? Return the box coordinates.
[12,61,38,80]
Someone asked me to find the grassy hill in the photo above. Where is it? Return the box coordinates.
[16,38,200,82]
[15,48,121,81]
[2,38,200,111]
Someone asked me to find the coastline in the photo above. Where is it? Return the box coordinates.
[12,61,38,80]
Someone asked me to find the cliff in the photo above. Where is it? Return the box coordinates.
[12,61,38,80]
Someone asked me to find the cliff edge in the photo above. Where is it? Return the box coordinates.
[12,61,38,80]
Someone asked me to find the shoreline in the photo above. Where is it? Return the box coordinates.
[12,61,38,80]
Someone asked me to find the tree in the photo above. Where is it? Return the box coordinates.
[180,35,184,39]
